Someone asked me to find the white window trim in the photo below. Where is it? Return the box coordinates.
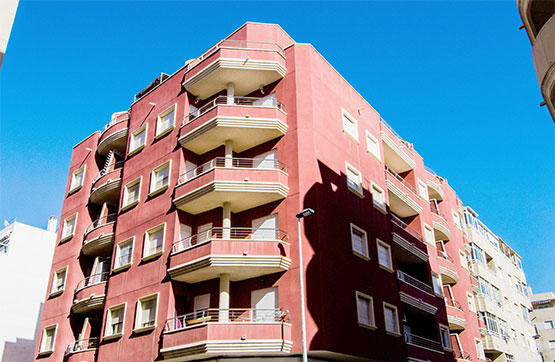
[121,177,142,211]
[345,162,363,197]
[38,324,57,355]
[128,123,148,156]
[383,302,401,336]
[371,181,387,214]
[417,178,429,201]
[376,239,394,272]
[49,266,68,297]
[350,223,369,261]
[423,222,435,247]
[467,292,476,313]
[142,223,165,261]
[342,108,359,143]
[155,104,176,139]
[60,213,78,243]
[432,272,443,297]
[113,237,134,272]
[365,130,381,162]
[459,249,468,270]
[104,303,127,339]
[149,160,172,196]
[439,323,452,351]
[69,165,86,194]
[475,338,485,359]
[134,293,159,333]
[355,291,376,329]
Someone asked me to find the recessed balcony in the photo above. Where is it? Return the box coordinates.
[65,338,98,362]
[392,232,428,264]
[90,162,123,205]
[160,308,292,361]
[183,40,287,101]
[426,178,444,201]
[173,157,288,215]
[404,332,444,354]
[97,112,129,156]
[432,220,451,241]
[381,131,416,173]
[386,180,423,218]
[71,273,108,314]
[82,214,116,256]
[179,96,287,155]
[445,299,466,331]
[397,270,434,296]
[439,264,459,285]
[168,227,290,283]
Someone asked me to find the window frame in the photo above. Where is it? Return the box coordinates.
[104,303,126,339]
[143,223,165,261]
[341,108,359,143]
[60,213,77,242]
[467,292,476,313]
[155,104,176,139]
[128,123,148,156]
[69,166,86,194]
[423,223,435,246]
[50,266,68,297]
[439,324,452,350]
[121,177,142,211]
[365,130,381,161]
[149,160,171,196]
[113,237,134,272]
[134,293,159,333]
[376,239,393,272]
[475,338,485,359]
[350,223,369,261]
[383,302,401,336]
[432,272,443,297]
[417,178,429,201]
[371,182,387,214]
[38,324,57,355]
[355,291,376,329]
[345,162,363,197]
[459,249,468,269]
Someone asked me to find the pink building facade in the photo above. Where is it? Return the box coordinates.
[35,23,489,362]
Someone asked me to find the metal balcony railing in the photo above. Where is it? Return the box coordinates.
[75,272,109,293]
[391,214,425,245]
[385,165,418,195]
[437,249,455,264]
[445,298,462,310]
[172,227,288,254]
[64,337,99,355]
[185,95,285,125]
[93,161,124,185]
[452,349,471,360]
[404,332,443,353]
[177,157,287,185]
[100,112,129,135]
[85,214,117,236]
[397,270,433,295]
[164,308,289,332]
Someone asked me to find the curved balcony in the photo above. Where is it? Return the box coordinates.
[97,112,129,156]
[65,338,98,361]
[439,260,459,285]
[445,299,466,331]
[386,179,423,218]
[82,214,117,256]
[432,219,451,242]
[160,308,292,360]
[173,157,288,215]
[168,227,290,283]
[71,273,108,314]
[452,349,471,361]
[179,96,287,155]
[426,178,444,201]
[90,162,123,205]
[183,40,287,101]
[381,131,416,173]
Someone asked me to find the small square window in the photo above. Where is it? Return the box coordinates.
[50,267,67,296]
[371,182,386,213]
[61,214,77,242]
[356,291,375,328]
[105,304,126,338]
[345,162,363,196]
[135,294,158,331]
[417,179,428,201]
[545,320,554,329]
[439,324,452,350]
[122,177,141,210]
[377,239,393,271]
[129,124,147,155]
[342,109,358,142]
[423,223,435,245]
[150,161,171,195]
[549,340,555,348]
[383,302,400,335]
[69,166,85,193]
[143,224,165,260]
[350,224,369,260]
[39,325,57,354]
[114,238,134,271]
[156,105,175,138]
[366,131,380,161]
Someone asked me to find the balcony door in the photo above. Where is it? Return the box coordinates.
[251,287,278,322]
[252,214,278,240]
[193,293,210,319]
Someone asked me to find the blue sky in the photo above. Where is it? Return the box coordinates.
[1,1,553,292]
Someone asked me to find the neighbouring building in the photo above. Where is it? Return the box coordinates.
[0,0,19,69]
[517,0,555,121]
[0,217,57,362]
[531,292,555,362]
[34,22,539,362]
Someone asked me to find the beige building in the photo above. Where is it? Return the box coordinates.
[0,0,19,68]
[532,292,555,362]
[463,207,541,362]
[517,0,555,121]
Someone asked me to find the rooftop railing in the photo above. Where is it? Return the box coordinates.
[172,227,288,254]
[64,337,99,355]
[397,270,433,295]
[93,161,124,185]
[177,157,287,185]
[185,95,285,125]
[164,308,289,332]
[391,214,425,245]
[75,272,109,293]
[404,332,443,353]
[84,213,117,236]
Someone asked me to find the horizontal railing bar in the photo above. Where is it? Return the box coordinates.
[75,272,109,293]
[85,213,117,235]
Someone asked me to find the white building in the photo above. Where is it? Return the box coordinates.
[0,218,56,362]
[531,292,555,362]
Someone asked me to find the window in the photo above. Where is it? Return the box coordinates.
[546,321,554,329]
[549,340,555,349]
[345,163,362,196]
[521,305,529,321]
[105,304,125,338]
[69,166,85,193]
[143,224,165,260]
[50,267,67,296]
[423,223,435,245]
[122,177,141,210]
[61,214,77,241]
[383,302,400,335]
[39,325,57,354]
[505,354,514,362]
[452,210,461,229]
[342,109,358,142]
[439,324,452,350]
[135,294,158,331]
[432,273,443,296]
[350,224,369,260]
[371,182,386,212]
[114,238,133,271]
[129,124,147,155]
[366,131,380,161]
[470,243,484,264]
[356,292,375,328]
[475,338,485,359]
[459,250,468,269]
[482,312,499,334]
[467,292,476,312]
[156,105,175,138]
[417,179,428,201]
[377,239,393,271]
[150,161,171,195]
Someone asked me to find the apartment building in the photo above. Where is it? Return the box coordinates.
[34,22,536,362]
[0,217,57,362]
[517,0,555,121]
[531,292,555,362]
